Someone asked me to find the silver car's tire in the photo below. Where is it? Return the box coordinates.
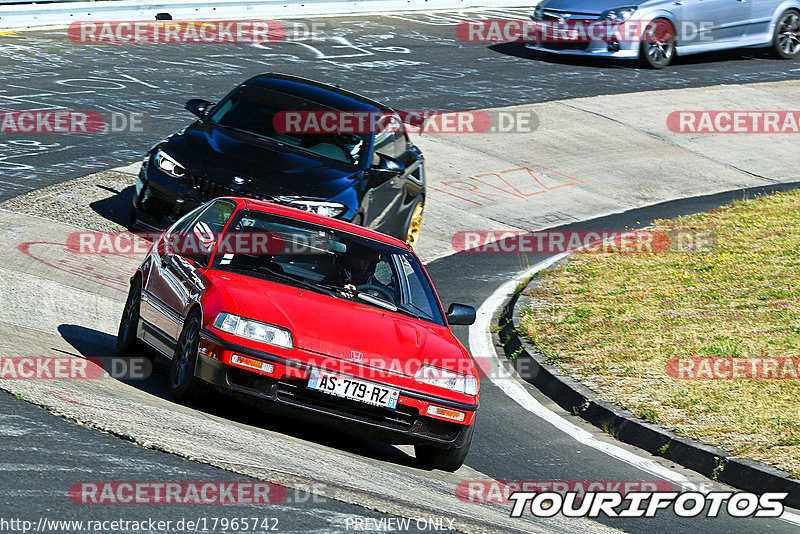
[639,19,676,69]
[773,10,800,59]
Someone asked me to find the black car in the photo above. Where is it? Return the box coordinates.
[131,73,426,247]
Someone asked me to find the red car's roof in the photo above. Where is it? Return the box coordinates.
[223,197,412,249]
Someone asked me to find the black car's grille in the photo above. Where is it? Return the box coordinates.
[276,379,417,432]
[191,174,269,202]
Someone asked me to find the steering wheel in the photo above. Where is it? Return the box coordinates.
[356,284,395,302]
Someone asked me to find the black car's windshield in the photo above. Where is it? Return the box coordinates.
[208,85,369,166]
[212,209,445,326]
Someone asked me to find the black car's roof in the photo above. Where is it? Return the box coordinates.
[243,73,392,113]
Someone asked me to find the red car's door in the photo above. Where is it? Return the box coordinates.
[142,200,236,355]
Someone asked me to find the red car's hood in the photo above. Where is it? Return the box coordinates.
[210,272,469,376]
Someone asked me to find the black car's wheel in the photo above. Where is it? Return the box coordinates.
[116,278,143,356]
[772,10,800,59]
[169,312,206,401]
[639,19,676,69]
[404,201,424,249]
[415,424,474,472]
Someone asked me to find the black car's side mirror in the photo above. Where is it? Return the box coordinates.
[446,303,476,326]
[185,99,213,119]
[371,153,406,175]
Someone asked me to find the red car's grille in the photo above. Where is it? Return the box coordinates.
[276,379,417,432]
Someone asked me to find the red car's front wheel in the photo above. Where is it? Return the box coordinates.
[415,424,474,472]
[169,312,207,401]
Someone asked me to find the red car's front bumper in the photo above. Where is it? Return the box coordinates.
[195,330,478,448]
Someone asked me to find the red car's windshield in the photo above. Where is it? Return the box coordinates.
[212,210,445,326]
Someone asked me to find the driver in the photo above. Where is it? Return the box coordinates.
[326,243,381,293]
[333,133,361,163]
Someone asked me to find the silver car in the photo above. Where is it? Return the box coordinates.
[528,0,800,68]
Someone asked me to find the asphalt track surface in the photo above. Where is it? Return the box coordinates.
[1,7,800,534]
[2,6,800,198]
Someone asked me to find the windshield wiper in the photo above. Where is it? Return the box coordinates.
[395,305,422,320]
[352,292,422,320]
[210,122,294,149]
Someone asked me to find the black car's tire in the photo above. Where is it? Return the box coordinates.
[116,279,143,356]
[772,10,800,59]
[169,312,207,401]
[415,424,474,472]
[639,19,676,69]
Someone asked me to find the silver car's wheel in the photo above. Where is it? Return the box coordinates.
[774,10,800,59]
[639,19,676,69]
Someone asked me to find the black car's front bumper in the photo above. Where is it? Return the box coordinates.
[195,331,475,449]
[131,162,361,231]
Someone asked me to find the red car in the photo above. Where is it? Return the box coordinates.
[117,197,479,470]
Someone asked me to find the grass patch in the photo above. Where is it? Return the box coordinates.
[519,190,800,477]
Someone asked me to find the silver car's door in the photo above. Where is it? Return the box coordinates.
[748,0,784,41]
[680,0,753,43]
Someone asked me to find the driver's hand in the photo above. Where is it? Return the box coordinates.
[339,284,357,297]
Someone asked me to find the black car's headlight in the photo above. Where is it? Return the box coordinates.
[532,2,544,20]
[213,313,293,349]
[153,149,187,179]
[278,198,347,218]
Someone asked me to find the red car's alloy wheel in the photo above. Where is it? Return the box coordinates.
[169,313,206,400]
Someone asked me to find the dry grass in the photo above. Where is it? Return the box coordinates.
[519,190,800,477]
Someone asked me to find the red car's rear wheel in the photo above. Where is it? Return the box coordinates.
[116,279,142,356]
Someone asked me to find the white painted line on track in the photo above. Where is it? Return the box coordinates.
[468,253,800,525]
[468,253,688,483]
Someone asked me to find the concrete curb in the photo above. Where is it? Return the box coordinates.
[0,0,527,29]
[498,273,800,509]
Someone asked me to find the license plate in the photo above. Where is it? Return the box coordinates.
[307,370,399,409]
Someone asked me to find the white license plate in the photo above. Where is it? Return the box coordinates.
[307,370,399,409]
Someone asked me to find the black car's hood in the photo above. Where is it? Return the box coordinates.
[162,122,363,198]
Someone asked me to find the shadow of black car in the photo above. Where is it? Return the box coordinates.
[57,323,418,468]
[89,185,138,230]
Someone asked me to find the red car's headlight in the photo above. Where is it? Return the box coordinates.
[213,312,293,349]
[415,365,478,396]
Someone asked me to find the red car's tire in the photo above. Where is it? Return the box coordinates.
[116,279,143,356]
[415,424,474,472]
[169,312,208,401]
